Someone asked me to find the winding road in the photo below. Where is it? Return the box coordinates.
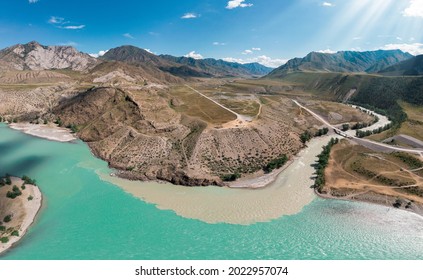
[293,100,423,158]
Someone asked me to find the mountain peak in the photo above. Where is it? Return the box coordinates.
[0,41,98,71]
[267,49,413,77]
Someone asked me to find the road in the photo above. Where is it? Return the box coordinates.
[293,100,423,158]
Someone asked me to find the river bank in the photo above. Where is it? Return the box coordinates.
[9,123,76,142]
[0,177,42,255]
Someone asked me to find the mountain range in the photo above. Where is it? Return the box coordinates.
[1,42,422,80]
[266,50,413,78]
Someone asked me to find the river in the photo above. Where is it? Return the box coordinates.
[0,123,422,259]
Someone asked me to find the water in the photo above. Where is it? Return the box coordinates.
[0,123,422,259]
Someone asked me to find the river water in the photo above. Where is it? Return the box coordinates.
[0,124,422,259]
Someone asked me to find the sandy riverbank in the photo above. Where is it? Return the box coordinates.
[100,136,332,225]
[0,177,42,255]
[9,123,76,142]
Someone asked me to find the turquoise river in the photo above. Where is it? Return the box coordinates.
[0,123,422,259]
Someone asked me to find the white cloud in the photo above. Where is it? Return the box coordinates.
[213,42,226,46]
[123,33,135,39]
[226,0,253,10]
[402,0,423,18]
[396,37,403,41]
[353,36,362,40]
[63,25,85,30]
[185,51,204,59]
[242,47,261,55]
[89,50,108,58]
[316,48,337,54]
[322,2,334,7]
[48,16,65,24]
[29,0,39,3]
[48,16,85,30]
[410,37,416,41]
[144,49,155,54]
[380,43,423,55]
[223,55,287,68]
[181,13,198,19]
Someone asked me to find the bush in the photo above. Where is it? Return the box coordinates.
[6,191,17,199]
[341,123,350,131]
[22,175,36,185]
[0,237,9,243]
[221,173,241,182]
[21,184,26,190]
[315,127,329,137]
[11,230,19,237]
[3,215,12,223]
[0,225,6,231]
[28,195,34,201]
[7,185,22,198]
[263,155,288,173]
[300,130,313,143]
[5,175,12,185]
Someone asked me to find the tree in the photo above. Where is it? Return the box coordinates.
[341,123,350,131]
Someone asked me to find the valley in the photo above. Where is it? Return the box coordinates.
[1,41,423,215]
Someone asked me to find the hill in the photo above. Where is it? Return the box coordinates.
[0,41,98,71]
[379,55,423,76]
[267,50,412,77]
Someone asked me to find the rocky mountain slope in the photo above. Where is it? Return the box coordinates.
[51,86,303,186]
[102,45,272,78]
[0,41,98,71]
[378,55,423,76]
[267,50,412,77]
[160,55,273,77]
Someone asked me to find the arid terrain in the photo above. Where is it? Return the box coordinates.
[322,140,423,214]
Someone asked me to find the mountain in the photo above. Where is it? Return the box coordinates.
[267,50,412,78]
[101,45,272,78]
[0,41,98,71]
[159,55,273,77]
[378,55,423,76]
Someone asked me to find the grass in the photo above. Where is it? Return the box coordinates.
[168,85,237,125]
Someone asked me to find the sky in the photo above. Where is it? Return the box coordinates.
[1,0,423,67]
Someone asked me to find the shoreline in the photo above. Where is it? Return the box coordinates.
[99,137,332,224]
[0,177,43,256]
[8,123,76,142]
[314,189,423,218]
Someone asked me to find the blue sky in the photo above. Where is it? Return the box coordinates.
[1,0,423,67]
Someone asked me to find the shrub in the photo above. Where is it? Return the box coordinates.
[11,230,19,237]
[3,215,12,223]
[5,175,12,185]
[6,191,17,199]
[22,175,36,185]
[221,173,241,182]
[300,130,313,143]
[263,155,288,173]
[0,225,6,231]
[28,195,34,201]
[341,123,350,131]
[0,237,9,243]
